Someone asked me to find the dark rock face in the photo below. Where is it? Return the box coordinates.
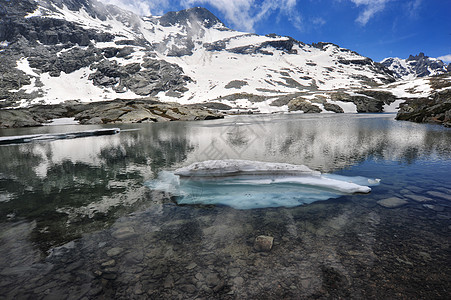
[356,90,396,105]
[396,89,451,127]
[331,92,387,113]
[88,58,191,96]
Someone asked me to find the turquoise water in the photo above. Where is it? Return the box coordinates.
[0,113,450,299]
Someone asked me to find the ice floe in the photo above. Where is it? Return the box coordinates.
[0,128,120,145]
[146,160,380,209]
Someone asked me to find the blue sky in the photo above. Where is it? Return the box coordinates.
[101,0,451,62]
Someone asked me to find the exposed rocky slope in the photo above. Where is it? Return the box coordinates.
[0,0,400,114]
[396,87,451,127]
[381,53,450,80]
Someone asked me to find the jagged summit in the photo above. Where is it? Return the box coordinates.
[381,52,450,79]
[158,7,224,28]
[407,52,426,61]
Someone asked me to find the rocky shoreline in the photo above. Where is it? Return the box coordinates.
[0,98,224,128]
[396,89,451,127]
[2,89,451,129]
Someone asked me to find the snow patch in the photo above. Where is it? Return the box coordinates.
[383,100,404,112]
[31,67,140,105]
[16,57,39,77]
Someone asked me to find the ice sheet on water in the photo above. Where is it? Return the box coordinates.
[145,160,380,209]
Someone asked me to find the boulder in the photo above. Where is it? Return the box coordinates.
[288,97,321,113]
[323,102,344,113]
[254,235,274,252]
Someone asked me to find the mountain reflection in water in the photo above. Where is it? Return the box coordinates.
[0,113,450,299]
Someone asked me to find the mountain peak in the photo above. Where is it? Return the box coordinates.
[381,53,450,79]
[407,52,427,61]
[159,7,224,28]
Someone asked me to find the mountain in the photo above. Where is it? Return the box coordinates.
[0,0,449,117]
[381,53,451,80]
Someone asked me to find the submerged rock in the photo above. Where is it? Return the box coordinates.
[377,197,408,208]
[403,194,435,203]
[106,247,124,257]
[254,235,274,252]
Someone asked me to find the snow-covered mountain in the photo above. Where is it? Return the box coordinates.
[381,53,451,80]
[0,0,448,114]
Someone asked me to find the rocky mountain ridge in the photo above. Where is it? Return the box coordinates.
[381,52,450,80]
[0,0,450,121]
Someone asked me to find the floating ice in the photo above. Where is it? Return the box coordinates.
[0,128,120,145]
[146,160,380,209]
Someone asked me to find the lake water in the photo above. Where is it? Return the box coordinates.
[0,113,450,299]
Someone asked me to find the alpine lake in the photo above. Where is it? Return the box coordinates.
[0,113,450,299]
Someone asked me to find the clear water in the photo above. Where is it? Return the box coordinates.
[0,113,450,299]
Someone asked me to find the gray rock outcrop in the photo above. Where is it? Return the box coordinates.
[396,89,451,127]
[288,97,321,113]
[0,99,223,128]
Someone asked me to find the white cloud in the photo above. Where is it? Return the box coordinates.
[181,0,302,32]
[312,17,326,26]
[406,0,422,17]
[99,0,170,16]
[98,0,303,32]
[349,0,390,25]
[438,54,451,63]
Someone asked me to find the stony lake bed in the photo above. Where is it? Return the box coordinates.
[0,113,450,299]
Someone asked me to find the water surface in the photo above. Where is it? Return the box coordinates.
[0,113,450,299]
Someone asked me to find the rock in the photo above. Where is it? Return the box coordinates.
[403,194,435,203]
[186,262,197,270]
[357,90,397,105]
[102,273,117,280]
[232,277,244,286]
[0,109,46,128]
[323,102,344,113]
[288,97,321,113]
[330,91,386,112]
[134,282,144,295]
[227,268,240,277]
[101,260,116,268]
[426,191,451,201]
[112,227,138,240]
[377,197,408,208]
[423,204,445,212]
[205,273,221,287]
[0,98,223,128]
[396,88,451,127]
[106,247,123,257]
[254,235,274,252]
[180,284,197,294]
[225,80,248,89]
[164,275,174,289]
